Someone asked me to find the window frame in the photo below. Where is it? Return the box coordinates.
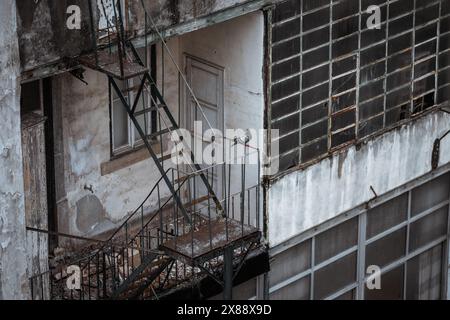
[109,45,155,158]
[268,0,450,174]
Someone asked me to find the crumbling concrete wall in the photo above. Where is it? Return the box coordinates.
[16,0,263,72]
[16,0,94,71]
[0,0,30,299]
[268,111,450,247]
[131,0,260,34]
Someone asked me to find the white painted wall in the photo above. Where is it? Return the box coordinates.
[269,112,450,247]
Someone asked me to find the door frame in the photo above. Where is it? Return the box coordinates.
[182,54,225,136]
[181,54,226,201]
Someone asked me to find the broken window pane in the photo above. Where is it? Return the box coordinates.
[278,149,300,172]
[385,105,410,127]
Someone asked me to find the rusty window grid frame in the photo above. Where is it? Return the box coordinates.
[270,0,448,171]
[267,171,450,300]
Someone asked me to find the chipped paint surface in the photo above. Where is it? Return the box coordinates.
[17,0,93,71]
[16,0,262,72]
[269,112,450,247]
[0,0,30,299]
[57,69,171,237]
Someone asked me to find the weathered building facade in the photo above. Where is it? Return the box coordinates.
[1,0,450,300]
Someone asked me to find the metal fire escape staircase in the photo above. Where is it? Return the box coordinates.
[28,0,266,300]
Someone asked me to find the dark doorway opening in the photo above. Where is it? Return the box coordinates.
[42,77,59,252]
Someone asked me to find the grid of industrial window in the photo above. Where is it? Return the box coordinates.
[268,172,450,300]
[270,0,450,172]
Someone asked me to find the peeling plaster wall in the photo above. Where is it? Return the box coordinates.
[16,0,263,72]
[58,70,173,237]
[16,0,94,71]
[0,0,30,299]
[269,112,450,247]
[132,0,259,33]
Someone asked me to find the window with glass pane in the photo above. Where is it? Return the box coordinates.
[315,217,358,264]
[270,276,311,300]
[334,289,356,300]
[409,206,448,252]
[270,0,450,173]
[269,240,311,287]
[365,265,404,300]
[314,252,357,300]
[366,227,407,268]
[406,244,443,300]
[110,46,154,155]
[112,80,130,151]
[366,193,408,239]
[411,173,450,216]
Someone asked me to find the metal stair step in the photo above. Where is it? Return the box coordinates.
[78,49,148,80]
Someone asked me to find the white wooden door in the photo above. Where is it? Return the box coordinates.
[185,55,225,202]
